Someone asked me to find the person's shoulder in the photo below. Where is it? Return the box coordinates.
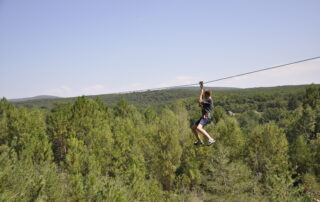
[203,98,212,103]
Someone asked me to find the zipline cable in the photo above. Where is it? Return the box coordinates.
[203,56,320,85]
[118,56,320,94]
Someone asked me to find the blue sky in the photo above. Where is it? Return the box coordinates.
[1,0,320,98]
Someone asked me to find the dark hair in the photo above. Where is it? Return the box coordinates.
[204,89,211,97]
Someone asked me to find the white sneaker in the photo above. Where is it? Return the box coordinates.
[207,138,215,146]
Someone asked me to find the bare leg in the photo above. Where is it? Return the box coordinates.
[196,124,213,140]
[191,125,202,142]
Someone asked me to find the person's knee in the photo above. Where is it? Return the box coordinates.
[197,124,203,130]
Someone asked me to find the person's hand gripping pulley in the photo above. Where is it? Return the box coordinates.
[199,81,204,89]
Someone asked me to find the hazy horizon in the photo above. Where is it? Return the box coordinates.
[6,83,319,100]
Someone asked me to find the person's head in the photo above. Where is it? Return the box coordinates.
[204,89,211,98]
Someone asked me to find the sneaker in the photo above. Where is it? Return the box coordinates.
[194,140,204,146]
[207,138,215,146]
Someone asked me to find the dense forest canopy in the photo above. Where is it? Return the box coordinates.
[1,84,320,201]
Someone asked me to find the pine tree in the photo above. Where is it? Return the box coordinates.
[144,106,157,124]
[211,105,226,124]
[153,108,182,190]
[109,117,146,185]
[0,110,8,146]
[47,103,72,163]
[246,123,302,200]
[0,145,66,201]
[303,84,320,109]
[302,173,320,200]
[309,135,320,178]
[66,136,102,201]
[175,142,202,192]
[5,105,53,163]
[69,97,114,174]
[0,98,13,146]
[214,117,245,160]
[246,123,289,183]
[290,134,312,174]
[204,145,265,201]
[170,100,190,148]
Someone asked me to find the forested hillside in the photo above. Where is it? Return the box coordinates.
[12,85,315,110]
[1,84,320,201]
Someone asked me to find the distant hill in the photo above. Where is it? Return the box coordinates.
[9,95,60,102]
[9,84,319,109]
[175,86,239,90]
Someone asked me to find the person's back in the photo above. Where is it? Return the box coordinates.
[201,97,213,119]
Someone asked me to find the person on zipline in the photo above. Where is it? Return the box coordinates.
[192,81,215,146]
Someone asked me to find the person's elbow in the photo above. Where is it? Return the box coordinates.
[198,99,202,104]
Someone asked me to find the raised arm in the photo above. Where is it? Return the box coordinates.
[198,81,204,105]
[198,89,204,104]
